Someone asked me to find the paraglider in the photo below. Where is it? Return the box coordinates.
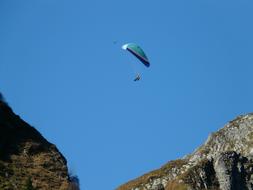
[122,43,150,81]
[133,74,141,81]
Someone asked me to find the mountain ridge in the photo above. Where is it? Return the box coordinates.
[117,113,253,190]
[0,98,75,189]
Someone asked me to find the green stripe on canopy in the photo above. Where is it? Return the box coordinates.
[122,43,150,67]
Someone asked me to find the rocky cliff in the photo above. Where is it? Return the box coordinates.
[117,114,253,190]
[0,99,73,189]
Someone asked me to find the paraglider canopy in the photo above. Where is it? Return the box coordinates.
[122,43,150,67]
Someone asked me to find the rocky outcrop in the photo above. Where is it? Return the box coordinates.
[117,114,253,190]
[0,100,71,189]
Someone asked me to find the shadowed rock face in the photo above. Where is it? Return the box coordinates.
[117,114,253,190]
[0,100,70,189]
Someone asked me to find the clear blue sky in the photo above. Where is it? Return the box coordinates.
[1,1,253,189]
